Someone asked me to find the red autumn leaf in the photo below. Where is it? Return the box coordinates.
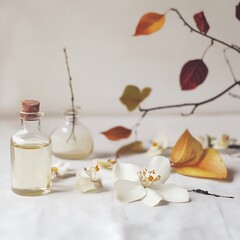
[101,126,131,141]
[193,11,210,34]
[180,59,208,90]
[134,12,165,36]
[236,3,240,21]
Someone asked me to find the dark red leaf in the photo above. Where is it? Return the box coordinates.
[236,3,240,21]
[193,11,210,34]
[180,59,208,90]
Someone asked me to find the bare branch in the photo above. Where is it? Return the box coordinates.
[223,48,238,82]
[169,8,240,54]
[139,81,240,115]
[132,110,148,140]
[229,92,240,99]
[63,48,76,141]
[202,40,214,59]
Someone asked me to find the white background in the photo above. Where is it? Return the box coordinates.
[0,0,240,116]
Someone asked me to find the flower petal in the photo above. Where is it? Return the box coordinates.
[141,188,163,207]
[52,161,71,176]
[147,146,163,158]
[76,176,102,193]
[152,183,189,203]
[113,163,141,182]
[148,156,171,183]
[77,169,89,178]
[154,133,168,149]
[114,179,146,203]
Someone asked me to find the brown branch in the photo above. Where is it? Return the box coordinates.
[63,48,76,141]
[139,81,240,116]
[223,48,240,99]
[132,110,148,140]
[201,40,214,59]
[169,8,240,54]
[137,10,240,116]
[223,48,238,82]
[229,92,240,99]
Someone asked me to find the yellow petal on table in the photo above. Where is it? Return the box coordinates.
[134,12,165,36]
[171,129,203,166]
[173,148,227,179]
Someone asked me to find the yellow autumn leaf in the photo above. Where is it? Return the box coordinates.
[120,85,151,111]
[141,87,151,101]
[171,129,203,166]
[173,148,227,179]
[134,12,165,36]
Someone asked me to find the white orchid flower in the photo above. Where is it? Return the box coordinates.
[147,134,168,157]
[51,161,71,178]
[113,156,189,207]
[196,134,237,149]
[76,165,102,193]
[212,134,237,149]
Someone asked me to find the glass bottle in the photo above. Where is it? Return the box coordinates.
[51,106,93,160]
[11,100,52,196]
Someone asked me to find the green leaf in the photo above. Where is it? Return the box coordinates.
[116,141,146,155]
[120,85,151,111]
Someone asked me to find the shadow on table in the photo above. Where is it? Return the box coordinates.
[50,186,74,194]
[225,167,237,182]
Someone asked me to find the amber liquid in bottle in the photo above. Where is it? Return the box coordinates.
[11,100,52,196]
[11,143,52,196]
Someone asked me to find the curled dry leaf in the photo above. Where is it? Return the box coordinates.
[236,3,240,21]
[120,85,151,111]
[101,126,131,141]
[173,149,227,179]
[134,12,165,36]
[116,141,146,156]
[180,59,208,90]
[193,11,210,34]
[171,130,227,179]
[171,129,203,166]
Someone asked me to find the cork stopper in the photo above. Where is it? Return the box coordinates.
[20,100,42,120]
[21,100,40,113]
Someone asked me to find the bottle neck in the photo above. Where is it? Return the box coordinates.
[21,119,41,132]
[65,115,80,125]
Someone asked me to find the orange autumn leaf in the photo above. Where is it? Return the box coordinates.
[171,129,203,166]
[101,126,131,141]
[134,12,165,36]
[173,148,227,179]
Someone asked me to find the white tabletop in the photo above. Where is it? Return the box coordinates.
[1,114,240,240]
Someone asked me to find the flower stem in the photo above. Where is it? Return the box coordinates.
[188,189,234,199]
